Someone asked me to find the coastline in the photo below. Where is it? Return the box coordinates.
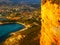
[10,22,31,35]
[17,22,31,31]
[0,21,31,36]
[0,23,25,43]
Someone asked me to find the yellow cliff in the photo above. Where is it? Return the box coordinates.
[41,0,60,45]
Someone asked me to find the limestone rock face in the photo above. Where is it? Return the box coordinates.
[42,0,60,5]
[41,0,60,45]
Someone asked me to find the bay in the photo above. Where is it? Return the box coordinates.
[0,23,25,42]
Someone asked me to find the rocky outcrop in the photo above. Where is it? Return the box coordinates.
[41,0,60,45]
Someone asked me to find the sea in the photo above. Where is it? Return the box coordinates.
[0,23,25,43]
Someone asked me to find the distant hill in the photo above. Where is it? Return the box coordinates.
[0,0,40,5]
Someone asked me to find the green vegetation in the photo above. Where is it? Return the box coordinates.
[19,25,40,45]
[0,5,40,45]
[3,24,40,45]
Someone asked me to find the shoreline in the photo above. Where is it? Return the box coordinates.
[10,22,31,35]
[17,22,31,31]
[0,23,25,43]
[0,22,31,35]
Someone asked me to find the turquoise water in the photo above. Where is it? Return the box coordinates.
[0,23,24,42]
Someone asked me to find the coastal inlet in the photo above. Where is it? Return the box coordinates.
[0,23,25,42]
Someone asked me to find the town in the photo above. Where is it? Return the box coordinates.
[0,3,40,45]
[0,5,40,25]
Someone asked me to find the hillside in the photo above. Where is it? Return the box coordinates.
[2,24,40,45]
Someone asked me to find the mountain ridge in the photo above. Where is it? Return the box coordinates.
[0,0,40,4]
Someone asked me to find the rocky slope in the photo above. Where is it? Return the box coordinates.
[41,0,60,45]
[2,25,40,45]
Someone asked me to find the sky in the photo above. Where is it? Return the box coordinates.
[0,0,40,4]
